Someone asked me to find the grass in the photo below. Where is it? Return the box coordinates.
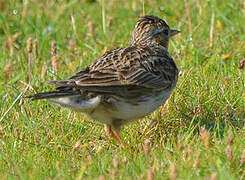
[0,0,244,179]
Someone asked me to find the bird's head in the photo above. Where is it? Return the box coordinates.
[130,15,180,49]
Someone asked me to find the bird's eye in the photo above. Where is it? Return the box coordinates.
[162,29,168,35]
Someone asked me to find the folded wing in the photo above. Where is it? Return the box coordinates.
[49,46,178,93]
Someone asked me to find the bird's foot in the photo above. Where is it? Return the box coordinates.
[104,124,124,145]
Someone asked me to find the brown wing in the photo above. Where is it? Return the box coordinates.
[49,46,178,91]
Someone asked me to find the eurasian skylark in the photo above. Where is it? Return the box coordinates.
[27,15,180,144]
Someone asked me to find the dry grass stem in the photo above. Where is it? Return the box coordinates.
[122,156,128,164]
[170,163,177,180]
[71,13,78,40]
[3,64,12,77]
[147,167,153,180]
[141,0,145,16]
[184,0,192,33]
[107,17,113,29]
[240,149,245,166]
[200,127,210,148]
[33,39,39,59]
[88,21,95,39]
[111,170,118,179]
[238,59,245,69]
[51,41,57,56]
[51,41,58,79]
[196,0,202,16]
[209,12,215,47]
[113,155,119,169]
[73,140,81,151]
[177,136,184,151]
[5,33,19,56]
[210,172,218,180]
[41,64,47,82]
[97,146,103,153]
[194,151,201,168]
[14,128,19,138]
[21,0,28,24]
[85,152,91,163]
[227,131,234,145]
[225,146,233,162]
[27,37,33,83]
[98,175,105,180]
[143,139,151,156]
[186,144,192,159]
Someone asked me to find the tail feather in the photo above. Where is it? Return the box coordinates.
[26,87,101,111]
[26,87,80,100]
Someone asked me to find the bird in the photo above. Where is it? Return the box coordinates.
[27,15,180,144]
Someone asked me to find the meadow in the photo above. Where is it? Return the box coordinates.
[0,0,244,179]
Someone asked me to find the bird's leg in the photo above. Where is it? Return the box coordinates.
[162,94,172,110]
[104,124,123,144]
[111,126,123,144]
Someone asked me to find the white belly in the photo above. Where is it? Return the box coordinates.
[89,90,173,124]
[49,89,173,126]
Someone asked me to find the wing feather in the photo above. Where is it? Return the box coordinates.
[51,46,178,92]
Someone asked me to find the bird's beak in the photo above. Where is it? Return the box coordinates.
[170,29,181,37]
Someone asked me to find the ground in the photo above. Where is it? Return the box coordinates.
[0,0,244,179]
